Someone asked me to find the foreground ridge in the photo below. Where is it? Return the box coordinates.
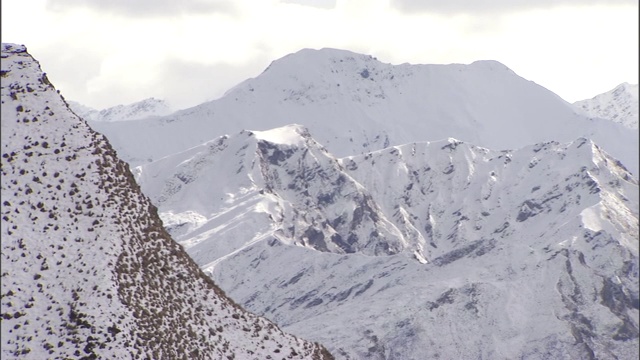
[0,43,333,359]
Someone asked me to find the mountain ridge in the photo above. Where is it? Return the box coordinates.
[133,123,638,358]
[68,97,173,122]
[0,43,333,359]
[5,42,637,359]
[87,47,638,176]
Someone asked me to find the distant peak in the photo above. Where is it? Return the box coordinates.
[469,60,512,71]
[292,47,367,58]
[617,82,635,88]
[615,82,638,97]
[138,97,166,103]
[120,97,170,108]
[262,47,381,75]
[68,97,173,122]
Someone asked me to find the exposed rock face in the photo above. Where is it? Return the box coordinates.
[134,124,411,269]
[136,123,638,359]
[209,135,638,359]
[0,43,332,360]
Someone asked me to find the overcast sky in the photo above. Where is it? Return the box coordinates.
[2,0,638,110]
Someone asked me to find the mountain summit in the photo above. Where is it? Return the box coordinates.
[88,48,638,176]
[0,43,332,359]
[574,82,639,130]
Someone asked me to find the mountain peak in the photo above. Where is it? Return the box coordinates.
[468,59,513,72]
[259,47,382,79]
[616,82,638,100]
[574,82,639,130]
[252,124,310,146]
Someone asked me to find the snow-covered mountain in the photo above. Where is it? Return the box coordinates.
[574,82,639,130]
[87,48,638,177]
[134,124,419,264]
[135,123,639,359]
[0,43,333,359]
[68,97,173,122]
[5,42,637,359]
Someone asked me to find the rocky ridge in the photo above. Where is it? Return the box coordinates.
[0,43,332,360]
[135,122,639,359]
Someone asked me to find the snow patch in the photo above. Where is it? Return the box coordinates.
[253,124,307,146]
[580,205,603,232]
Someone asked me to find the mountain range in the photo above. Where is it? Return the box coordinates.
[68,97,173,122]
[1,43,332,359]
[134,122,638,359]
[3,43,638,359]
[128,49,638,359]
[85,48,638,179]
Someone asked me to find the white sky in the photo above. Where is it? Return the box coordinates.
[2,0,638,110]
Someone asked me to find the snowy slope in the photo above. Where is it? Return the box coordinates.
[135,124,639,359]
[0,43,332,359]
[88,48,638,176]
[68,97,173,122]
[574,82,639,130]
[133,124,418,266]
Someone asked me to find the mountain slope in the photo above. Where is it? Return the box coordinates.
[135,124,639,359]
[87,48,638,176]
[213,135,639,359]
[133,124,421,267]
[574,82,639,130]
[0,43,332,359]
[68,97,173,122]
[340,137,638,263]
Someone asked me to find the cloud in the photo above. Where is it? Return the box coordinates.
[19,41,105,107]
[9,0,636,112]
[281,0,337,10]
[390,0,637,14]
[149,58,271,109]
[45,0,237,17]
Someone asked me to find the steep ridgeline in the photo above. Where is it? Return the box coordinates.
[339,137,638,264]
[574,82,639,130]
[0,44,332,359]
[137,124,639,358]
[133,124,419,268]
[68,97,173,122]
[88,48,638,176]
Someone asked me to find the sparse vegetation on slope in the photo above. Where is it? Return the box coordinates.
[0,43,333,360]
